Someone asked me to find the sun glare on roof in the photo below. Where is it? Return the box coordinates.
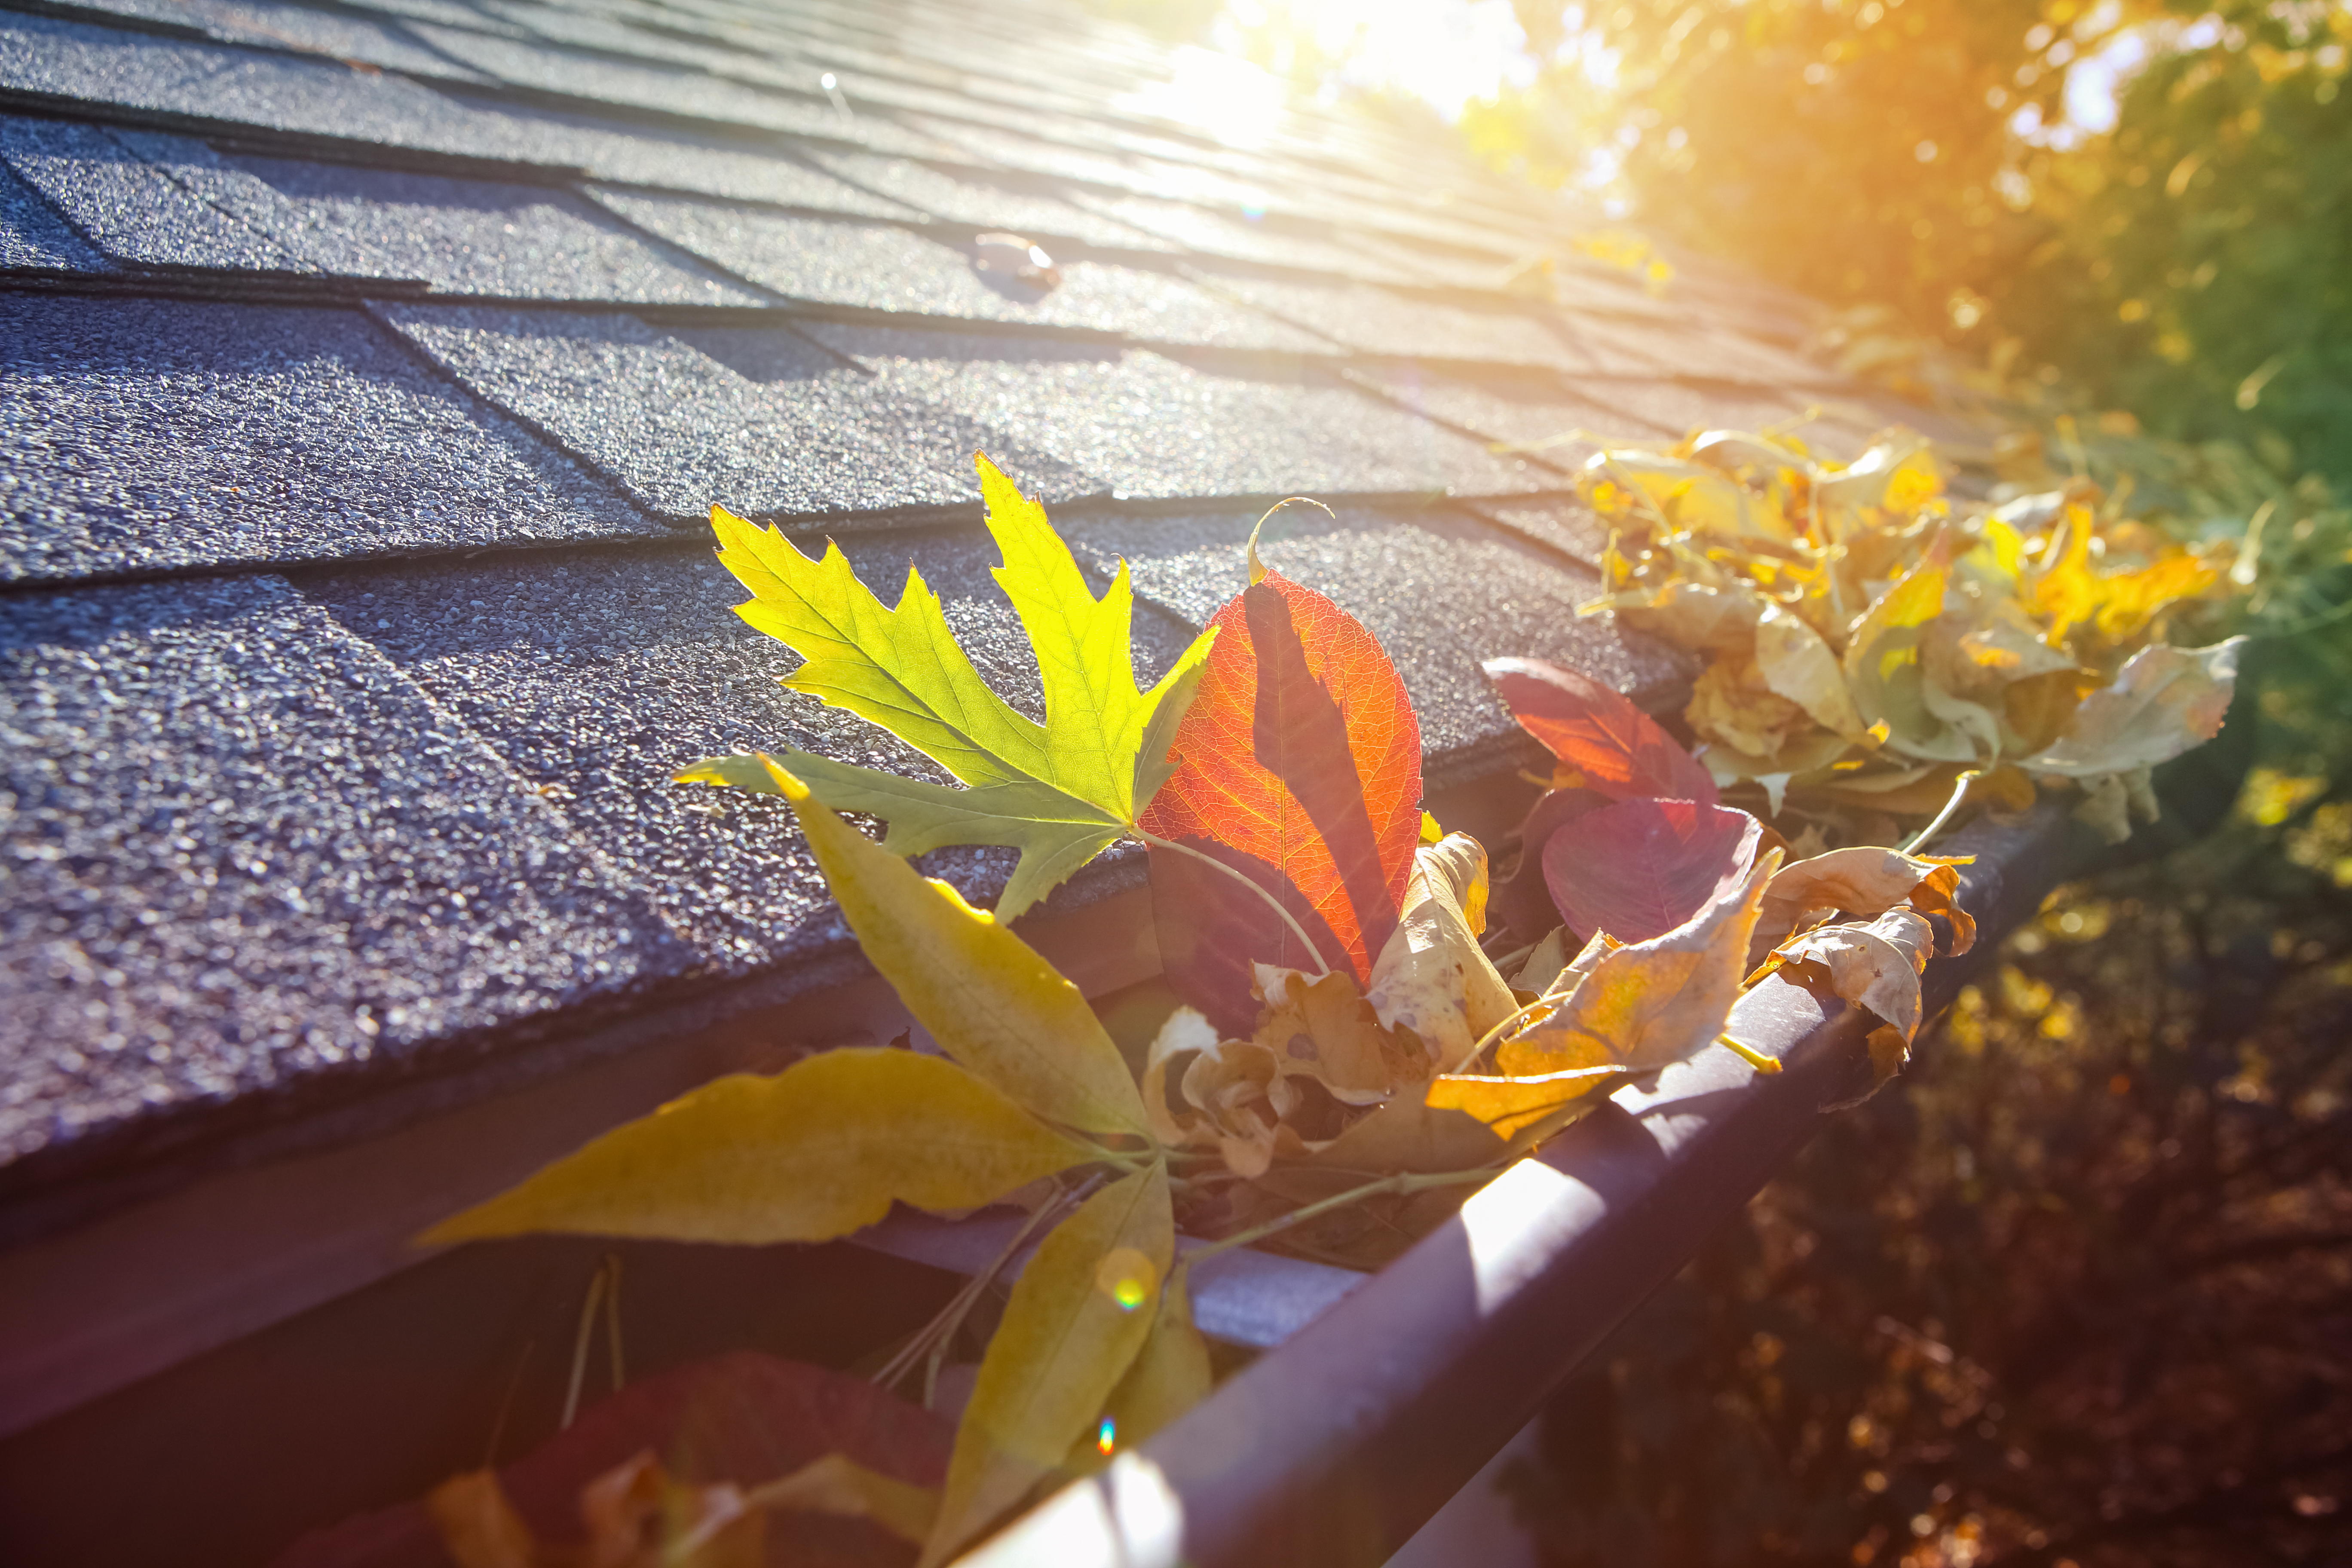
[1122,43,1290,148]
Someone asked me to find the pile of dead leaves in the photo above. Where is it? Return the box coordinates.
[1582,426,2243,845]
[395,444,2242,1567]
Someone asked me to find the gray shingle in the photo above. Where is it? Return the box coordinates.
[1342,361,1612,475]
[202,153,769,302]
[1188,268,1588,371]
[0,573,686,1173]
[406,22,950,156]
[0,117,310,274]
[1060,504,1690,757]
[797,322,1551,501]
[0,12,499,153]
[434,103,928,219]
[299,531,1199,970]
[1068,190,1436,285]
[372,303,1087,519]
[585,191,1325,351]
[0,161,111,273]
[1461,497,1616,567]
[37,0,498,80]
[0,295,655,582]
[798,149,1177,252]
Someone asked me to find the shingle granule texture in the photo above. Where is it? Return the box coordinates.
[403,22,951,156]
[796,149,1176,252]
[208,155,770,302]
[1341,361,1618,474]
[300,531,1201,972]
[0,295,656,581]
[1185,270,1588,371]
[0,117,309,273]
[49,0,499,80]
[0,161,110,272]
[371,304,1089,521]
[586,190,1326,351]
[0,12,497,153]
[1061,504,1694,758]
[0,574,686,1171]
[795,322,1552,501]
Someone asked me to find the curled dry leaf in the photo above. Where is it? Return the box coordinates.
[421,1049,1092,1248]
[922,1164,1173,1567]
[1365,832,1520,1074]
[2021,639,2245,779]
[1542,798,1762,946]
[1844,531,1980,764]
[1501,851,1780,1077]
[1145,972,1418,1176]
[1754,601,1867,738]
[1748,845,1976,967]
[1140,563,1421,1032]
[1757,907,1936,1090]
[1296,1065,1623,1176]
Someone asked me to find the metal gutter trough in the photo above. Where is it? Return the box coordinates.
[947,707,2254,1568]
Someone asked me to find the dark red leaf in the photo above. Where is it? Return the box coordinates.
[1493,786,1611,945]
[1139,568,1421,1032]
[273,1353,949,1568]
[1543,798,1761,945]
[1482,656,1717,805]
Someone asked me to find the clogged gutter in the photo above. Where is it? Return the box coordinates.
[398,427,2247,1567]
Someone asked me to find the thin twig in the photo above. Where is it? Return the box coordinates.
[1188,1164,1504,1266]
[1136,830,1332,979]
[1716,1032,1784,1075]
[872,1176,1097,1395]
[1902,769,1981,855]
[560,1258,611,1429]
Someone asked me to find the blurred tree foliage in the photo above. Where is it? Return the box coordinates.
[1476,1,2350,482]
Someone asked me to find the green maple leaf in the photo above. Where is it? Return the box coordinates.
[680,454,1214,921]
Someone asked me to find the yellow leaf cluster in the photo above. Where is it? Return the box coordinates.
[1579,427,2243,842]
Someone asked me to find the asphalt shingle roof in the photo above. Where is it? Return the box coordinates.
[0,0,1916,1219]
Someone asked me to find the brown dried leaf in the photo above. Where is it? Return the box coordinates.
[1499,851,1779,1076]
[1748,846,1975,966]
[1365,833,1521,1074]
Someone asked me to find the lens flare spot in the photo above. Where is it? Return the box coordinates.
[1096,1416,1117,1455]
[1095,1247,1157,1312]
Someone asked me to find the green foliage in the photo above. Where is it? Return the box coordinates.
[2002,26,2352,479]
[1475,3,2349,481]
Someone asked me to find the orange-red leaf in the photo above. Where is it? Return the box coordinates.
[1483,656,1717,804]
[1543,798,1761,944]
[1139,569,1421,1032]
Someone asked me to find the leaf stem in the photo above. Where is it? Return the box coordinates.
[1465,995,1559,1068]
[1187,1164,1503,1265]
[871,1177,1091,1396]
[1135,830,1333,979]
[1716,1032,1784,1075]
[1902,769,1981,855]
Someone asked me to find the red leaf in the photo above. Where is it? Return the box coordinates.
[1482,656,1717,805]
[1492,786,1611,945]
[1543,798,1761,945]
[273,1353,950,1568]
[1139,568,1421,1032]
